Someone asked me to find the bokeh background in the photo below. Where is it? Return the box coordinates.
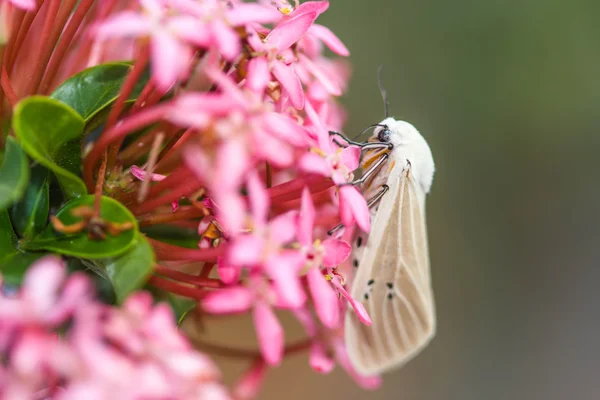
[202,1,600,399]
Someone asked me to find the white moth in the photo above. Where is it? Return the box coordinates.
[344,117,436,376]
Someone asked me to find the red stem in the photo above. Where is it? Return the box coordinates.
[6,9,32,73]
[154,265,223,288]
[83,104,169,191]
[148,238,225,261]
[138,206,208,226]
[146,164,194,198]
[200,263,215,278]
[39,0,95,94]
[131,179,202,215]
[269,176,334,203]
[130,78,156,112]
[25,0,61,96]
[148,276,208,300]
[106,47,151,167]
[1,67,18,106]
[193,338,313,360]
[2,8,24,68]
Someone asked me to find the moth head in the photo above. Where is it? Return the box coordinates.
[373,117,435,194]
[372,117,423,147]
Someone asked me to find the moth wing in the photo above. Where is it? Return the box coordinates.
[345,168,436,375]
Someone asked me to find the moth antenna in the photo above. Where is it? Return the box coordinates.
[377,65,389,118]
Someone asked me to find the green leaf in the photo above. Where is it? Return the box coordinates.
[0,209,46,286]
[10,165,50,239]
[167,293,197,326]
[141,224,201,249]
[0,208,18,262]
[0,136,29,210]
[51,62,149,122]
[22,195,138,259]
[103,235,155,303]
[13,96,86,199]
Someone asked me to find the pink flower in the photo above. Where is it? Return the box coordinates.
[93,0,199,90]
[168,0,281,60]
[246,4,327,109]
[202,276,285,366]
[0,257,230,399]
[227,171,306,308]
[297,188,351,328]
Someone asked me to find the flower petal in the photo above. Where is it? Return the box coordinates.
[299,53,341,96]
[263,112,308,147]
[217,257,241,284]
[322,238,351,267]
[298,152,330,177]
[272,61,304,109]
[308,24,350,56]
[203,287,253,314]
[253,301,283,366]
[247,170,269,225]
[298,188,315,245]
[264,251,306,308]
[228,234,264,267]
[214,191,246,235]
[310,342,335,374]
[246,56,270,94]
[151,30,187,90]
[339,186,370,232]
[226,3,282,25]
[307,268,339,328]
[290,1,330,17]
[216,138,248,192]
[210,19,241,61]
[266,11,317,52]
[341,146,360,171]
[268,211,297,246]
[331,277,371,325]
[93,12,152,39]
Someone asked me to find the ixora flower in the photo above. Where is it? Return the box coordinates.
[0,0,382,398]
[0,257,229,399]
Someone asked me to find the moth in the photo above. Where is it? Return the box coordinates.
[335,77,436,375]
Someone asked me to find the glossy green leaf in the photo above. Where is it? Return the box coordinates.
[0,136,29,210]
[10,165,50,239]
[13,96,86,199]
[103,235,155,303]
[22,195,138,259]
[0,208,18,262]
[51,62,149,122]
[0,209,46,286]
[141,224,201,249]
[167,293,197,326]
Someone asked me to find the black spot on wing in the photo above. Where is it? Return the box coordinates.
[356,236,362,247]
[353,259,359,268]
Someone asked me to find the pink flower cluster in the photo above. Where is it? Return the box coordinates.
[90,0,379,389]
[1,0,383,396]
[0,257,230,399]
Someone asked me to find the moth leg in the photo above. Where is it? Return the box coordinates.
[343,153,389,186]
[366,184,389,207]
[327,184,390,236]
[329,130,393,151]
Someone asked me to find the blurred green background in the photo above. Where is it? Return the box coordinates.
[207,1,600,399]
